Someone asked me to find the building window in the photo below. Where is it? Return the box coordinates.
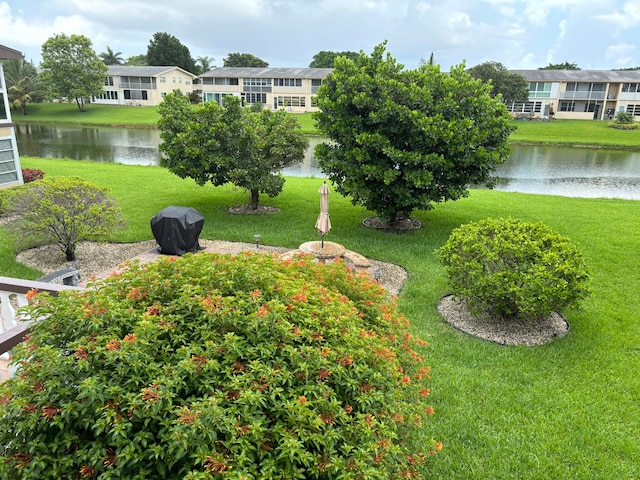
[0,138,19,185]
[210,77,239,86]
[626,104,640,115]
[311,79,323,93]
[275,96,306,108]
[94,91,118,100]
[622,83,640,93]
[0,93,7,120]
[241,92,267,105]
[203,92,234,105]
[528,82,551,98]
[124,90,148,100]
[185,79,190,85]
[273,78,302,87]
[104,76,114,86]
[559,100,575,112]
[159,77,166,83]
[243,78,272,87]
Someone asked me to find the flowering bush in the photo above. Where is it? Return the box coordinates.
[0,252,439,478]
[21,168,45,183]
[437,217,591,321]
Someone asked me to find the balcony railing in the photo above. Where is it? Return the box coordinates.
[0,276,80,356]
[559,91,605,100]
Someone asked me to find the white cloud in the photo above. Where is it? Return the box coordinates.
[597,1,640,29]
[604,43,637,67]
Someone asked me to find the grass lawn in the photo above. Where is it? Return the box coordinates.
[3,157,639,479]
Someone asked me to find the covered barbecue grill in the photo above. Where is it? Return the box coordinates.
[150,206,205,255]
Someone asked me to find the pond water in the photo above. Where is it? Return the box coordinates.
[15,124,640,200]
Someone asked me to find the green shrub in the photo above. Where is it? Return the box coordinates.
[249,101,264,112]
[609,111,638,130]
[7,176,126,261]
[436,217,591,321]
[0,253,440,479]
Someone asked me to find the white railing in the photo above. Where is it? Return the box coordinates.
[0,276,80,356]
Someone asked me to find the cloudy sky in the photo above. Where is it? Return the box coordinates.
[1,0,639,70]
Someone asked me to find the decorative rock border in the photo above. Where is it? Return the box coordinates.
[437,294,569,346]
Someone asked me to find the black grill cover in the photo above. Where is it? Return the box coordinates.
[150,206,205,255]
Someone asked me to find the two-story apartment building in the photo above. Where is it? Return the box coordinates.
[0,44,24,188]
[198,67,332,112]
[507,69,640,121]
[92,66,197,107]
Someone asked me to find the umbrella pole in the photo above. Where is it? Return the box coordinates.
[321,234,325,249]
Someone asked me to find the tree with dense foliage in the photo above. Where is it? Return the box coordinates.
[39,34,108,112]
[437,217,591,321]
[125,54,147,66]
[467,61,529,104]
[314,42,515,226]
[158,92,307,210]
[3,58,42,115]
[146,32,196,73]
[539,61,580,70]
[8,177,125,261]
[0,252,439,478]
[223,52,269,67]
[308,50,359,68]
[194,55,215,75]
[99,45,124,65]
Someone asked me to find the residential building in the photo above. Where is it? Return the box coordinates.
[508,69,640,121]
[0,44,24,188]
[198,67,332,112]
[92,66,197,107]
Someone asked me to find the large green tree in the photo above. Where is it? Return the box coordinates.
[125,54,147,66]
[39,34,107,112]
[99,45,124,65]
[308,50,359,68]
[158,92,307,210]
[314,42,515,225]
[539,61,580,70]
[223,52,269,67]
[146,32,196,73]
[467,61,529,104]
[3,59,43,115]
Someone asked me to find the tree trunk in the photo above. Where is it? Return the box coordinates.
[64,244,76,262]
[76,98,86,112]
[21,103,28,116]
[249,190,260,210]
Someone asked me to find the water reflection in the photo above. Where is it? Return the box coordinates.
[15,124,640,200]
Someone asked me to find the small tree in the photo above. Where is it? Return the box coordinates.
[9,177,126,261]
[466,61,529,104]
[436,218,591,321]
[223,52,269,67]
[39,34,108,112]
[610,110,638,130]
[147,32,196,73]
[0,253,440,478]
[308,50,359,68]
[314,42,514,225]
[158,92,308,210]
[4,59,43,115]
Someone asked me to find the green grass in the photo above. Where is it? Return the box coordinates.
[15,104,640,149]
[511,119,640,150]
[3,157,639,479]
[14,102,161,127]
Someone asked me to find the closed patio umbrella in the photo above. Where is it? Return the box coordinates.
[315,182,331,248]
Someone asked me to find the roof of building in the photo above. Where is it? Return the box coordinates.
[107,65,196,78]
[510,69,640,83]
[0,44,24,60]
[200,67,333,79]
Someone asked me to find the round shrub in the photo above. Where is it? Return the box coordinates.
[0,253,439,479]
[436,217,591,321]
